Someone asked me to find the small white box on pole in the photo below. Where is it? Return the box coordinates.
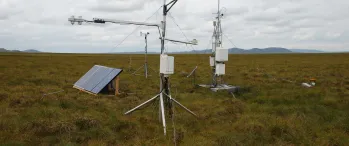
[210,57,215,67]
[215,63,225,75]
[160,55,174,75]
[215,47,228,62]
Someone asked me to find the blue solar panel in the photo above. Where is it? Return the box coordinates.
[74,65,123,94]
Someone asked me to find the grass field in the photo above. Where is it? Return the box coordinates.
[0,53,349,145]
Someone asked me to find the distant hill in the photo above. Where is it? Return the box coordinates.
[0,47,326,54]
[0,48,21,52]
[23,49,41,53]
[0,48,41,53]
[289,49,324,53]
[0,48,6,52]
[172,47,295,54]
[114,51,159,54]
[230,47,292,54]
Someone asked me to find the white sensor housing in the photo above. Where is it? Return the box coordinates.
[210,57,215,67]
[215,63,225,75]
[215,47,228,62]
[160,55,174,75]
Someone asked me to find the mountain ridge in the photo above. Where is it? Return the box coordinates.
[0,47,326,54]
[171,47,324,54]
[0,48,41,53]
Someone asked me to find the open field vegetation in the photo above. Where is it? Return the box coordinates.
[0,53,349,145]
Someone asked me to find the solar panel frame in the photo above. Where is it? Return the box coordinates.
[82,66,114,92]
[91,68,123,93]
[74,65,123,94]
[74,65,100,89]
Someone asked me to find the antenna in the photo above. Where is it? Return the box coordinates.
[68,0,198,136]
[198,0,239,93]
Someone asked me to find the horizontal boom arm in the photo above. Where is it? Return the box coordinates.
[68,16,199,46]
[68,16,160,27]
[164,38,198,45]
[93,18,160,27]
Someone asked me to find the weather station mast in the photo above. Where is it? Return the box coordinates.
[212,0,224,87]
[132,31,153,78]
[199,0,238,93]
[68,0,198,135]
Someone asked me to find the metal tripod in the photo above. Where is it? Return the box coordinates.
[124,85,198,135]
[125,0,198,136]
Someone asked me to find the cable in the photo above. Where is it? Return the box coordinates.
[107,6,163,53]
[167,11,206,75]
[167,12,190,51]
[41,90,65,100]
[168,12,197,53]
[204,37,213,54]
[222,32,238,48]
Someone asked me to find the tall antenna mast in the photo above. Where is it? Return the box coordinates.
[126,0,198,136]
[199,0,239,93]
[68,0,198,136]
[212,0,224,86]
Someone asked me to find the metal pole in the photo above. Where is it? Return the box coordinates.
[212,0,222,87]
[218,0,220,15]
[161,0,167,54]
[217,0,220,48]
[159,0,168,136]
[163,93,198,117]
[124,94,160,115]
[145,34,148,78]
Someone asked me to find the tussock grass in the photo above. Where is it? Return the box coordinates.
[0,53,349,145]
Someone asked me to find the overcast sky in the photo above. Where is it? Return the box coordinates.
[1,0,348,53]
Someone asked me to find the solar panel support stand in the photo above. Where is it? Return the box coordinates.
[115,76,120,95]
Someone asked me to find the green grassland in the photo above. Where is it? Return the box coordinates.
[0,53,349,145]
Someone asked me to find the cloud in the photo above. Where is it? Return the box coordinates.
[89,0,157,13]
[284,7,306,14]
[0,0,348,52]
[225,7,249,16]
[0,0,23,20]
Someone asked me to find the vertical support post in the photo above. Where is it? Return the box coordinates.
[159,92,167,135]
[128,56,132,72]
[145,34,148,78]
[211,0,222,88]
[159,0,168,136]
[115,76,120,95]
[108,82,112,93]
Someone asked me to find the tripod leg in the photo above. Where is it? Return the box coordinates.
[149,66,158,74]
[163,93,198,118]
[172,98,198,118]
[132,64,145,75]
[124,94,160,115]
[159,93,167,135]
